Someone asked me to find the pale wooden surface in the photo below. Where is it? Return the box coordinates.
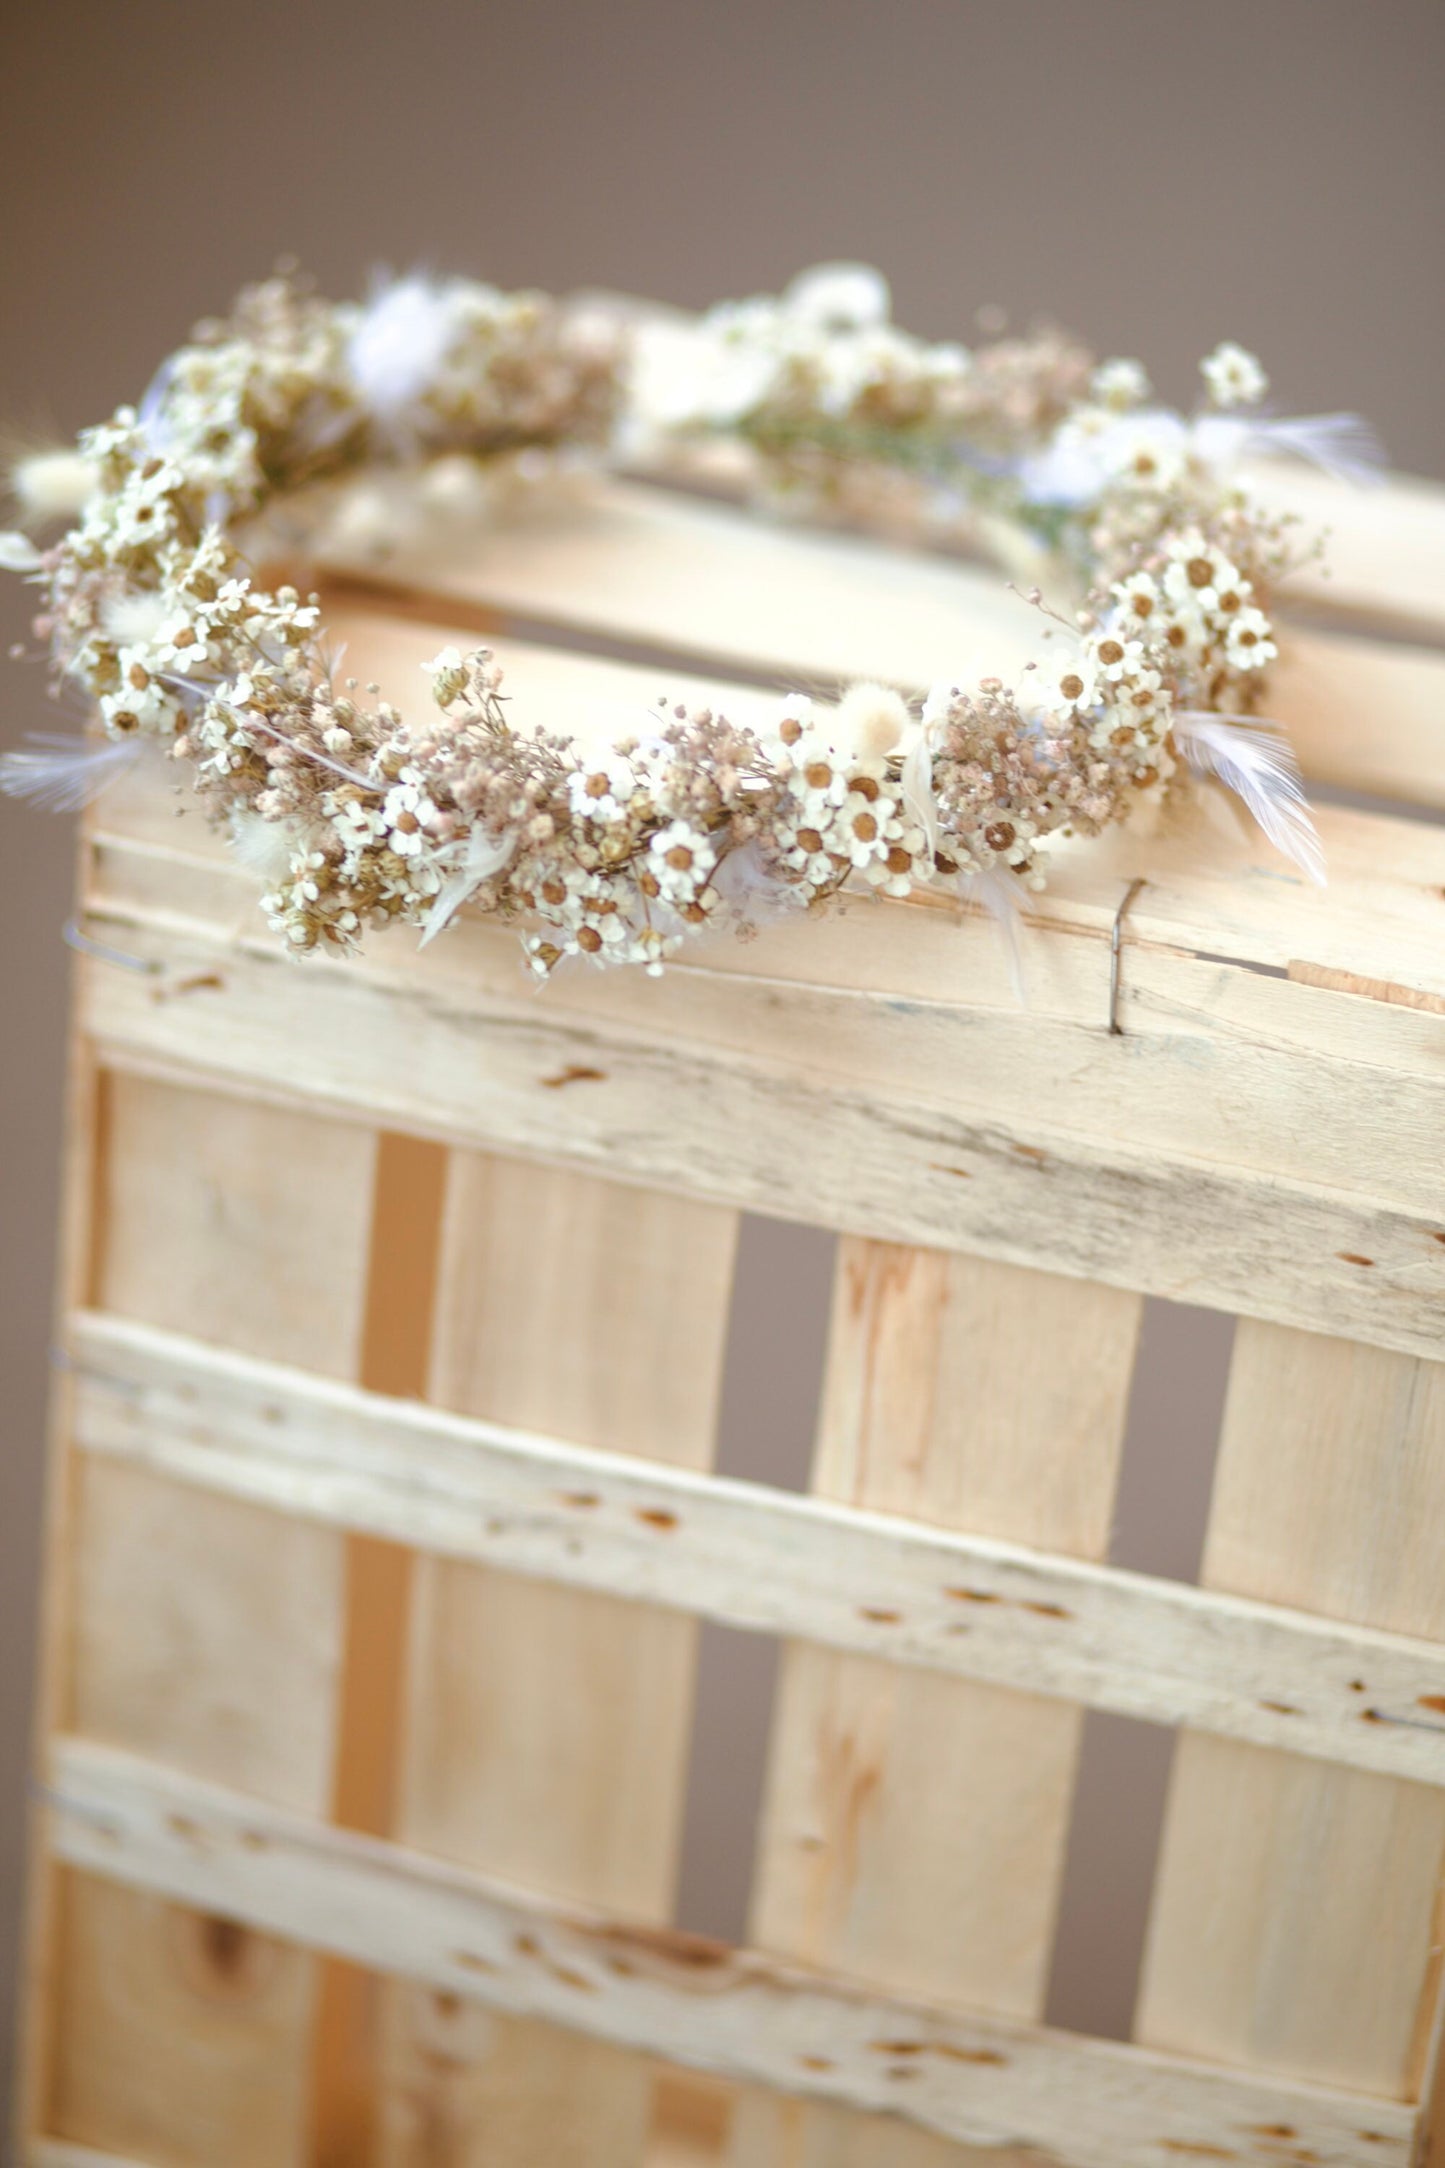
[1243,456,1445,643]
[1137,1322,1445,2098]
[45,1076,377,2163]
[730,1246,1140,2165]
[66,1307,1445,1786]
[45,1735,1418,2168]
[21,453,1445,2165]
[75,912,1445,1363]
[379,1153,738,2166]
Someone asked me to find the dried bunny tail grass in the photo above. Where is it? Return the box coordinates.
[10,446,100,524]
[101,590,169,645]
[832,682,911,759]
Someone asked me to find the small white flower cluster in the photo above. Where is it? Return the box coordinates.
[0,264,1332,977]
[630,262,1095,521]
[762,692,927,901]
[1201,341,1269,411]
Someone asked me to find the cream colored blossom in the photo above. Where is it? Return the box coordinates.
[1201,342,1268,409]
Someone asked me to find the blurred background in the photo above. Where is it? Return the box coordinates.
[3,0,1443,2123]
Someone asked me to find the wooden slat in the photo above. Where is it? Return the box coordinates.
[314,470,1445,807]
[31,2143,154,2168]
[78,813,1445,1223]
[1137,1323,1445,2099]
[87,770,1445,1229]
[310,1130,447,2166]
[1244,457,1445,645]
[1267,624,1445,810]
[730,1247,1140,2165]
[45,1735,1419,2168]
[42,1076,377,2165]
[65,1307,1445,1788]
[378,1154,738,2166]
[17,846,106,2147]
[75,913,1445,1364]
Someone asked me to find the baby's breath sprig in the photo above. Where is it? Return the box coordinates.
[3,262,1364,977]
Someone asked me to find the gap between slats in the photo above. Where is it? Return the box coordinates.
[44,1734,1421,2168]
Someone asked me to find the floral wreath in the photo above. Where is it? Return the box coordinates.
[1,263,1378,978]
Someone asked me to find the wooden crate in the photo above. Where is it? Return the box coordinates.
[16,440,1445,2168]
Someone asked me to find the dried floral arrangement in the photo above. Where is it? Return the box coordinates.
[1,264,1379,977]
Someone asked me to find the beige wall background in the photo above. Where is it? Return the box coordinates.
[3,0,1443,2122]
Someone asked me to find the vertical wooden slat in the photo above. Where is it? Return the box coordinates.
[379,1154,738,2168]
[731,1242,1142,2165]
[1136,1320,1445,2098]
[45,1074,378,2165]
[311,1132,449,2167]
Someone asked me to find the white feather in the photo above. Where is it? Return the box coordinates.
[419,824,517,946]
[899,725,940,857]
[708,838,806,930]
[0,731,142,811]
[11,448,99,522]
[1174,712,1325,884]
[347,273,465,427]
[960,866,1031,1003]
[1247,412,1385,488]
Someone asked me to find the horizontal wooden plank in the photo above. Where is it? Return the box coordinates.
[29,2144,152,2168]
[44,1738,1416,2168]
[65,1308,1445,1786]
[1244,457,1445,646]
[312,471,1445,808]
[86,819,1445,1219]
[29,2123,724,2168]
[1267,624,1445,812]
[73,905,1445,1361]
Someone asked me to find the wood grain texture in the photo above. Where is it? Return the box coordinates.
[24,451,1445,2164]
[31,2143,154,2168]
[1242,457,1445,644]
[379,1153,738,2167]
[65,1308,1445,1787]
[310,1131,448,2167]
[1137,1322,1445,2099]
[45,1075,377,2165]
[45,1735,1418,2168]
[731,1245,1141,2165]
[74,917,1445,1367]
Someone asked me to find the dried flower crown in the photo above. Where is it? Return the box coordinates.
[2,263,1378,977]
